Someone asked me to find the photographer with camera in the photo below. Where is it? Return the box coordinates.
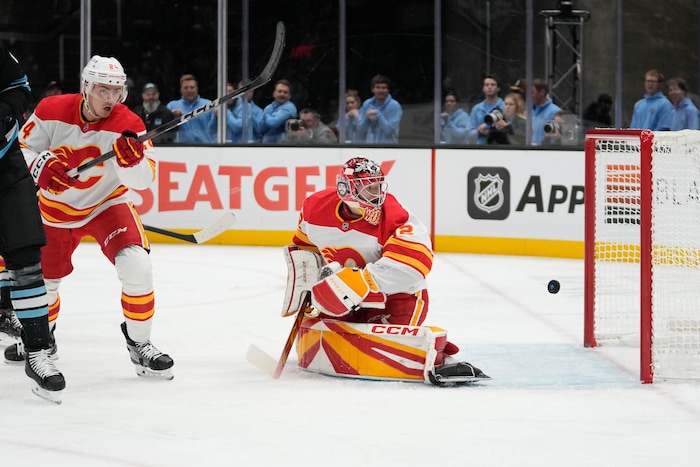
[532,78,562,145]
[486,93,527,145]
[540,110,581,146]
[286,108,338,144]
[469,75,505,144]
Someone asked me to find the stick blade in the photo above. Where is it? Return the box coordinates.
[245,344,278,378]
[191,212,236,243]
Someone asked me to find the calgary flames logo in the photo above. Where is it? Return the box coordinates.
[52,145,105,188]
[320,246,367,268]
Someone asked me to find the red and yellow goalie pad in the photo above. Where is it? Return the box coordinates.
[296,317,448,383]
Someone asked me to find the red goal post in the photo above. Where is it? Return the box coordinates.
[584,129,700,383]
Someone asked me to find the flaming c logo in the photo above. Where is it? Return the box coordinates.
[52,145,105,189]
[321,246,367,268]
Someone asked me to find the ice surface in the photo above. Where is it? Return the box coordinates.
[1,243,698,466]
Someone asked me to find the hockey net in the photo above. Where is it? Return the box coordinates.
[584,129,700,383]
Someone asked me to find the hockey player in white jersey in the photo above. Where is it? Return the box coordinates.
[282,157,489,385]
[7,55,174,382]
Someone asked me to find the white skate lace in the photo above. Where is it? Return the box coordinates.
[28,349,61,377]
[136,341,164,361]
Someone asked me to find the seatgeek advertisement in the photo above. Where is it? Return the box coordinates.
[133,146,584,258]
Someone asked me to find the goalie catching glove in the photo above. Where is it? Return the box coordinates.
[30,150,77,194]
[112,130,145,168]
[311,266,386,318]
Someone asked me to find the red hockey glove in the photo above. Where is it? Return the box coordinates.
[112,130,145,168]
[30,150,77,195]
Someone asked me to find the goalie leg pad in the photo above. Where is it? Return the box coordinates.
[296,317,449,383]
[281,246,324,317]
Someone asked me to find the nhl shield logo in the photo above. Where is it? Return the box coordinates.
[467,167,510,220]
[474,174,504,213]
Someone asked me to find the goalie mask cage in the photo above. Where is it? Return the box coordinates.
[584,129,700,383]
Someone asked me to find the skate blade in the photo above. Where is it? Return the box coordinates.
[30,382,63,405]
[428,372,491,387]
[135,364,174,380]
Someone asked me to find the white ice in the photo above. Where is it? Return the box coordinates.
[1,243,699,466]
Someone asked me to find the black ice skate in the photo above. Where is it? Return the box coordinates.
[121,322,174,380]
[25,347,65,404]
[0,310,22,340]
[428,361,491,387]
[5,328,57,364]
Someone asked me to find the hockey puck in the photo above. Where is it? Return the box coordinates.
[547,280,560,294]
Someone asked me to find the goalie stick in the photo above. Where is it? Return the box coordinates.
[67,21,286,179]
[246,293,310,379]
[143,212,235,244]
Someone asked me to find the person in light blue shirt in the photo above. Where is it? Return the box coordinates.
[531,78,562,145]
[343,89,362,143]
[440,92,472,144]
[260,79,297,143]
[356,74,403,144]
[469,75,505,144]
[666,77,699,131]
[208,81,263,143]
[630,69,673,131]
[166,74,216,143]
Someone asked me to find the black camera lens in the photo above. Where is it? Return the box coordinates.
[544,121,560,134]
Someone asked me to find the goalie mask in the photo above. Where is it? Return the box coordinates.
[81,55,128,104]
[336,157,388,214]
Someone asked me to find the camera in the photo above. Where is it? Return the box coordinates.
[543,121,561,134]
[288,119,307,131]
[484,109,503,125]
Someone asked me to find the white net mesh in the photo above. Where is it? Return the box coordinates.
[591,130,700,380]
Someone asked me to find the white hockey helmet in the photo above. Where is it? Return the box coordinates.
[336,157,388,210]
[81,55,128,103]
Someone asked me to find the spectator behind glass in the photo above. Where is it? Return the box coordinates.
[469,75,505,144]
[132,82,176,144]
[344,89,362,143]
[583,93,613,130]
[666,77,699,130]
[166,74,216,143]
[531,78,562,145]
[44,80,62,97]
[487,92,527,145]
[356,74,403,144]
[28,80,63,117]
[234,80,263,142]
[541,110,581,146]
[630,69,673,131]
[260,79,297,143]
[440,92,471,144]
[510,78,527,99]
[208,81,263,143]
[286,108,338,144]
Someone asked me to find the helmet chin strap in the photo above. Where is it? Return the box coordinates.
[82,90,101,121]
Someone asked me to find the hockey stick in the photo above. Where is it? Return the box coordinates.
[246,294,310,379]
[143,212,235,244]
[67,21,286,179]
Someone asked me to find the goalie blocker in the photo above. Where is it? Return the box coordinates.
[281,245,489,385]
